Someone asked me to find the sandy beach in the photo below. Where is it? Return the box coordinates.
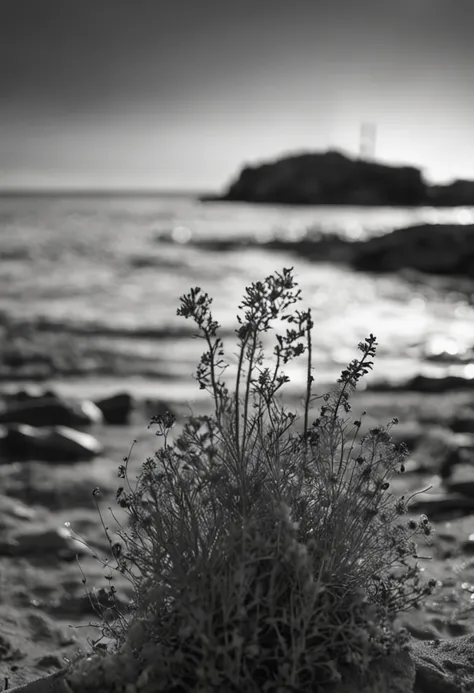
[2,386,474,689]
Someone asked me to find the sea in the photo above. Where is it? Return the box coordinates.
[1,193,474,405]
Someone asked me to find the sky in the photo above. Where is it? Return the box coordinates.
[1,0,474,191]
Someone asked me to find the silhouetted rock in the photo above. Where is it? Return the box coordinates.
[203,149,474,207]
[94,392,134,425]
[371,374,474,393]
[208,150,428,206]
[408,492,474,520]
[6,389,58,403]
[170,231,356,264]
[427,179,474,206]
[0,423,103,462]
[0,396,102,428]
[352,223,474,277]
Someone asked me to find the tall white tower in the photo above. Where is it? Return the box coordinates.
[359,123,377,160]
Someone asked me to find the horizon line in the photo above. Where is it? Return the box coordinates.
[0,188,214,198]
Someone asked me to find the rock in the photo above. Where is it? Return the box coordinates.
[35,655,64,671]
[8,670,69,693]
[94,392,134,425]
[207,149,427,206]
[0,632,24,662]
[352,223,474,278]
[445,464,474,498]
[6,388,58,403]
[0,423,103,461]
[450,412,474,434]
[0,526,89,560]
[408,492,474,520]
[427,179,474,206]
[0,397,102,428]
[370,375,474,393]
[410,634,474,692]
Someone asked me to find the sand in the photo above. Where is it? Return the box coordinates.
[2,389,474,690]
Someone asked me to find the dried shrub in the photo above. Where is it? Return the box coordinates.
[66,268,436,693]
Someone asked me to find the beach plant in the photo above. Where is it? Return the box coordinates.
[66,267,437,693]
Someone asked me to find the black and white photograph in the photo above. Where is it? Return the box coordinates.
[1,2,474,691]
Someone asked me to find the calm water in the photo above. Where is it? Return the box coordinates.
[1,193,474,401]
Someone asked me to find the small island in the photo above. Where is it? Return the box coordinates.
[202,150,474,207]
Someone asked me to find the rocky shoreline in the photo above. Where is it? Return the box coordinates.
[2,386,474,691]
[165,222,474,281]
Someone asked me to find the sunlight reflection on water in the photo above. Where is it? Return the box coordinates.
[0,194,473,390]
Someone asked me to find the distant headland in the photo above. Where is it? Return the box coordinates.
[201,150,474,207]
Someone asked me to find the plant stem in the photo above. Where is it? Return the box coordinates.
[303,313,313,439]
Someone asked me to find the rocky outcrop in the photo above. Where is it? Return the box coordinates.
[203,150,474,207]
[206,150,427,206]
[427,179,474,206]
[352,224,474,277]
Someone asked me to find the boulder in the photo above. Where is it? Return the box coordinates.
[352,224,474,277]
[94,392,134,425]
[0,423,102,462]
[0,396,102,428]
[410,634,474,692]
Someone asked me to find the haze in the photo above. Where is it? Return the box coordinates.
[1,0,473,191]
